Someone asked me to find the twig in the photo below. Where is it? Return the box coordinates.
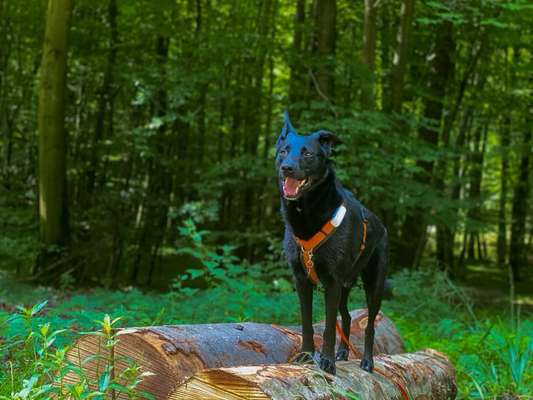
[308,69,338,118]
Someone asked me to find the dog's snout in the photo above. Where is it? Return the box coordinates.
[281,164,294,175]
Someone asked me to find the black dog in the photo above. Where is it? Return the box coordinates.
[275,113,388,374]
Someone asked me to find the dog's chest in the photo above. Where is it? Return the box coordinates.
[284,213,360,277]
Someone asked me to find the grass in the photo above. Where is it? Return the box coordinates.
[1,267,532,399]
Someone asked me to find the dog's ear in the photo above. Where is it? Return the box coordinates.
[316,130,341,157]
[276,111,297,148]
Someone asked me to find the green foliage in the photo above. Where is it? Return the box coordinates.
[1,0,532,284]
[385,270,533,399]
[170,214,301,323]
[0,303,153,399]
[0,0,532,397]
[1,254,531,398]
[0,195,40,275]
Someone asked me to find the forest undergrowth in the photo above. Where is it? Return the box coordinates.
[0,221,532,398]
[1,271,531,398]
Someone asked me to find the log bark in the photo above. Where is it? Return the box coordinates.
[65,309,403,399]
[171,349,456,400]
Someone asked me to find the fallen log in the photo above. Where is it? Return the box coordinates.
[171,349,456,400]
[64,309,403,399]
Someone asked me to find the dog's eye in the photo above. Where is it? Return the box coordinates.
[279,149,287,157]
[303,151,313,157]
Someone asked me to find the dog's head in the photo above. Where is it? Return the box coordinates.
[275,112,340,200]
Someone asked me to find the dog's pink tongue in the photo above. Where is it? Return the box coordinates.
[283,177,300,197]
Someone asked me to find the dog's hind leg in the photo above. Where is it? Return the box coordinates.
[335,286,351,361]
[360,236,388,372]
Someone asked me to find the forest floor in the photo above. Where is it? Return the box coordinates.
[0,265,532,398]
[459,262,533,313]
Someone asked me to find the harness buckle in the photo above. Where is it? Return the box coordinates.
[304,249,314,267]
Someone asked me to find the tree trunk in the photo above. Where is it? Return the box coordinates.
[379,0,414,240]
[361,0,377,109]
[499,47,521,269]
[509,114,531,282]
[436,33,488,272]
[310,0,336,102]
[131,35,171,285]
[387,0,414,113]
[65,310,404,399]
[36,0,72,275]
[172,350,456,400]
[288,0,307,115]
[379,2,392,111]
[466,120,489,261]
[453,85,487,272]
[497,115,510,265]
[397,18,454,268]
[85,0,117,199]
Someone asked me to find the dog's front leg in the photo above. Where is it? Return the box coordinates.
[320,282,342,374]
[294,277,315,362]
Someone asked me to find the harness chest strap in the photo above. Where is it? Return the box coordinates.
[294,203,368,285]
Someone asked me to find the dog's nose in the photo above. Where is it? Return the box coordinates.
[281,165,294,174]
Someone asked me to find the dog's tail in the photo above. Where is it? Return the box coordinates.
[383,278,394,300]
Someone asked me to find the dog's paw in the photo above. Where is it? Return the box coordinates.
[360,357,374,373]
[292,351,315,364]
[319,354,336,375]
[335,347,349,361]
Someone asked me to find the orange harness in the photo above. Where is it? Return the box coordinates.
[293,203,368,285]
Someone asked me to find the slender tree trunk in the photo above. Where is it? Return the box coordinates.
[105,152,134,288]
[509,113,531,282]
[497,48,518,267]
[197,86,208,163]
[452,71,487,272]
[361,0,377,109]
[85,0,117,199]
[263,54,275,162]
[0,1,13,189]
[36,0,72,276]
[379,0,414,243]
[497,115,510,265]
[379,2,392,111]
[387,0,414,113]
[131,35,171,285]
[0,1,11,189]
[436,36,485,272]
[217,80,226,164]
[288,0,307,115]
[397,18,454,268]
[466,120,489,261]
[310,0,336,102]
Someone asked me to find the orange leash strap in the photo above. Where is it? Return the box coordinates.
[335,320,360,357]
[360,218,368,251]
[335,319,411,400]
